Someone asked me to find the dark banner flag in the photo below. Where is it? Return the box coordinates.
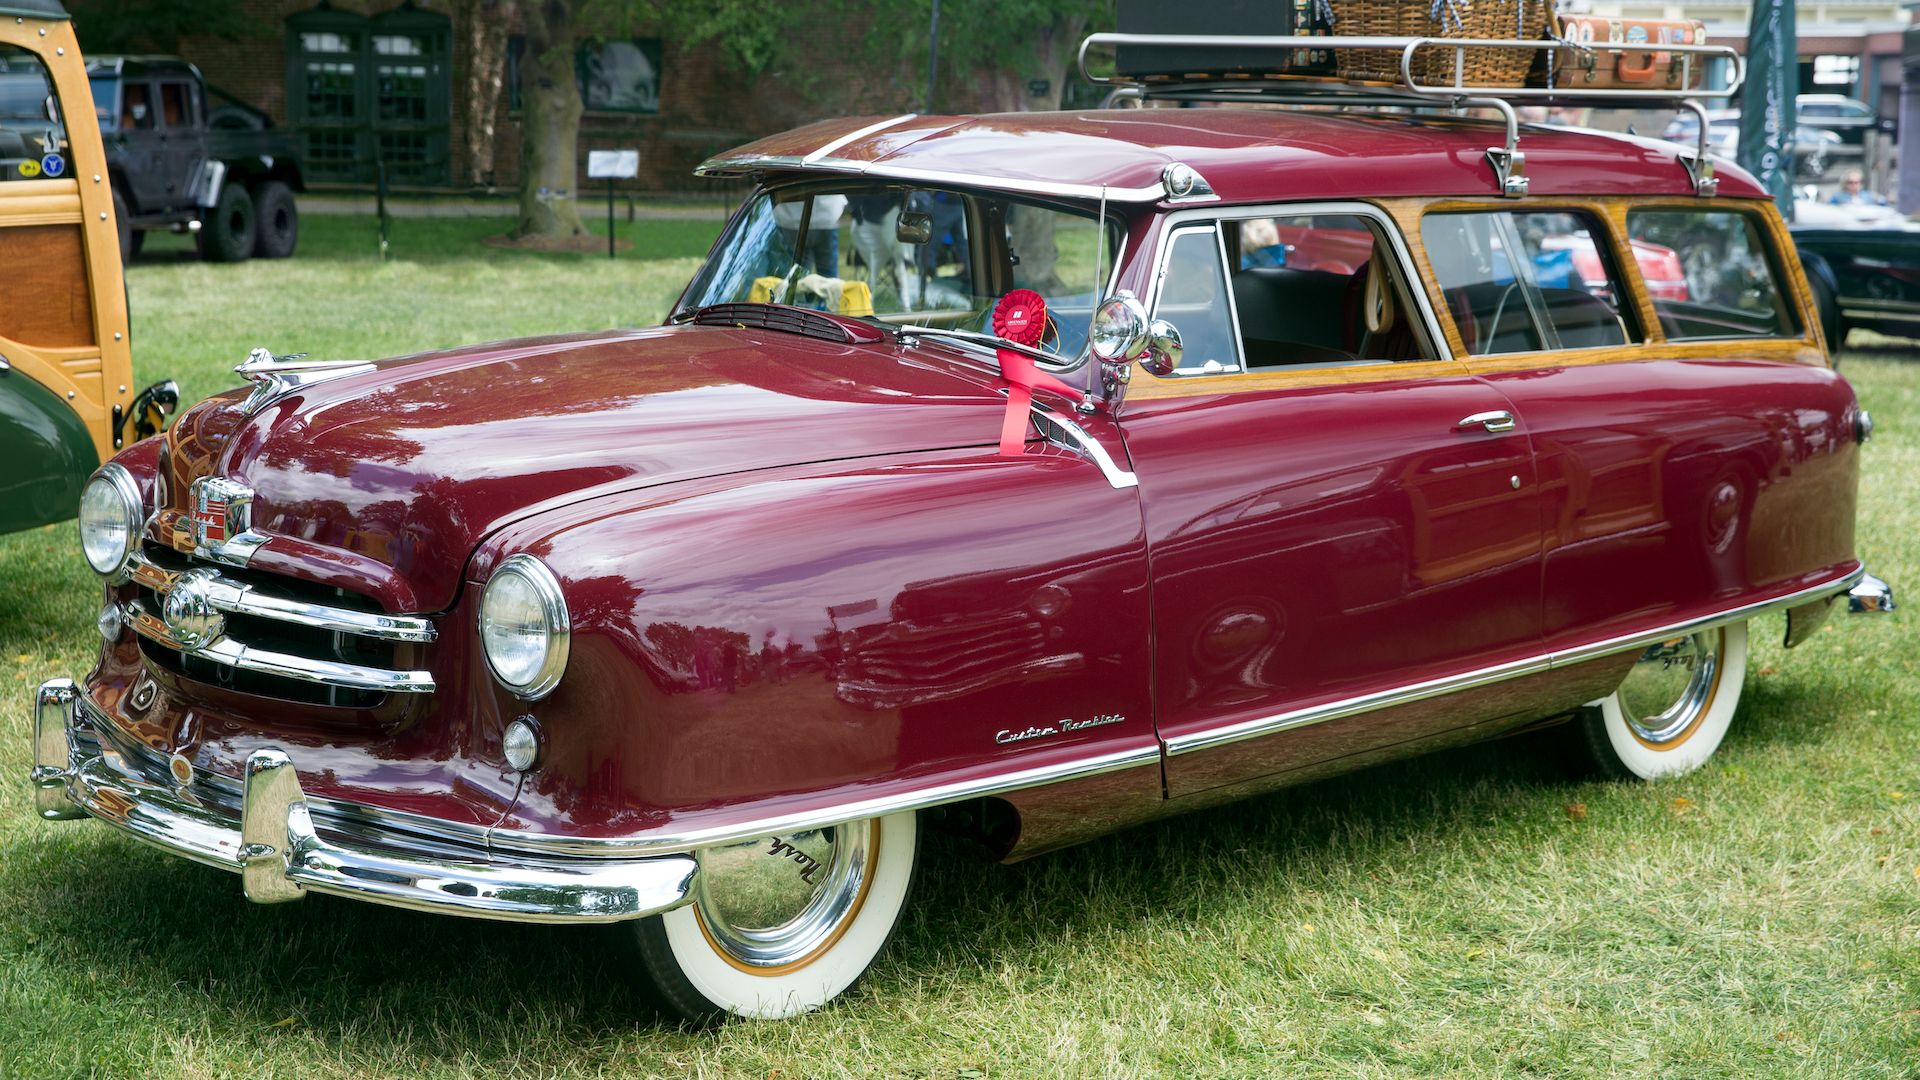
[1737,0,1798,215]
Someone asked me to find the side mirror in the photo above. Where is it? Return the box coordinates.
[1140,319,1182,376]
[896,212,932,245]
[42,94,59,125]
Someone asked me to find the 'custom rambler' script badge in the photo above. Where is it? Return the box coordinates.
[995,714,1124,747]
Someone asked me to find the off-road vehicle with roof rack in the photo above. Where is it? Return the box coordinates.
[32,27,1895,1023]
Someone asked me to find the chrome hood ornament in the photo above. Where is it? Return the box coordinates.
[236,347,375,414]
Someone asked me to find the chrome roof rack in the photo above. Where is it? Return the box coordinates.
[1078,33,1747,198]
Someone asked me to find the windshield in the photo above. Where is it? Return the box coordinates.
[680,183,1123,360]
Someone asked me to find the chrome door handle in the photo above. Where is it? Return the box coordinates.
[1455,410,1516,434]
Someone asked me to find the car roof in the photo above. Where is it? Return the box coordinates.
[0,0,67,19]
[702,109,1769,204]
[84,55,201,80]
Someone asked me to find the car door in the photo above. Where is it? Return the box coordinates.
[156,79,205,204]
[114,79,167,210]
[1440,203,1857,646]
[1117,205,1549,799]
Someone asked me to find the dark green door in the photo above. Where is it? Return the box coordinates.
[0,366,99,533]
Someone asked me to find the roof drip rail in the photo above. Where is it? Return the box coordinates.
[1079,32,1746,198]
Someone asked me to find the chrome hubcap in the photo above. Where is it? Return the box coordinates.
[1618,631,1720,746]
[692,820,873,969]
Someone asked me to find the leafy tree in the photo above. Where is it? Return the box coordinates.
[505,0,788,246]
[862,0,1113,114]
[68,0,260,53]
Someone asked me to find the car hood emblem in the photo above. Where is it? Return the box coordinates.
[189,477,255,557]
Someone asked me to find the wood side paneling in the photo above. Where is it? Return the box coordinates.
[0,224,95,349]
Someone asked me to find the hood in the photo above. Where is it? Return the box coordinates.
[171,325,1015,611]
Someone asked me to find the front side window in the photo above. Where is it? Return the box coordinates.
[1625,209,1797,340]
[1154,226,1241,375]
[682,184,1120,358]
[1423,210,1639,355]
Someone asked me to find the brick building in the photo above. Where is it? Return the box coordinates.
[168,0,907,193]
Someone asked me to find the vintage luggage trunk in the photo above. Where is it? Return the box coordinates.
[1549,15,1708,90]
[1115,0,1335,80]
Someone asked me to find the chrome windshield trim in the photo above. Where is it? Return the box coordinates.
[1164,565,1867,757]
[126,598,436,693]
[129,550,436,643]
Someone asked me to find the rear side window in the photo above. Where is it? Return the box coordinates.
[1422,210,1640,355]
[1625,210,1798,340]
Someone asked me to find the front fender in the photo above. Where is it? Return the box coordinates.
[475,445,1158,847]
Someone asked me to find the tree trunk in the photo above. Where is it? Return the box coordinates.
[458,0,515,189]
[512,0,588,242]
[991,16,1089,295]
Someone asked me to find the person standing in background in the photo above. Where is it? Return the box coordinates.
[1829,170,1889,206]
[773,193,847,275]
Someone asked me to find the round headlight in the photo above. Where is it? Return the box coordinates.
[478,554,569,699]
[78,465,142,578]
[1089,294,1148,363]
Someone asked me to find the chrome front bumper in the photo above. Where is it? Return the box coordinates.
[30,679,696,924]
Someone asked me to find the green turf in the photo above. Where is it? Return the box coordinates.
[0,234,1915,1076]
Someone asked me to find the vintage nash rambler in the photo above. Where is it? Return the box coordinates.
[31,31,1899,1022]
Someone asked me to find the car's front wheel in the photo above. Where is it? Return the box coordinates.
[1571,620,1749,780]
[627,811,919,1022]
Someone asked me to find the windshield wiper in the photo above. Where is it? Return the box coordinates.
[891,323,1077,370]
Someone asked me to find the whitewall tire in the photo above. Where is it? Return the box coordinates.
[629,811,919,1022]
[1574,620,1748,780]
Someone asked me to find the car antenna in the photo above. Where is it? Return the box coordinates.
[1081,184,1109,415]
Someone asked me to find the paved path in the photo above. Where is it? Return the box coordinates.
[300,194,730,220]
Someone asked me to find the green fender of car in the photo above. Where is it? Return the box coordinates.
[0,370,99,534]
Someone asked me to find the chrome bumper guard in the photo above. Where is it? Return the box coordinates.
[31,679,696,924]
[1848,573,1897,615]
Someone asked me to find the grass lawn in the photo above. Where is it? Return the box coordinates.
[0,227,1916,1077]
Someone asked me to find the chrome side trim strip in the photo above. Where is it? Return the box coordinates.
[803,113,918,164]
[482,740,1166,858]
[1163,567,1866,758]
[1030,406,1139,489]
[126,598,436,694]
[695,152,1173,204]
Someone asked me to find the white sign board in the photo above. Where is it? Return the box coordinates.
[587,149,640,180]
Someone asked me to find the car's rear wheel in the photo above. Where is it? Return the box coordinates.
[198,183,255,263]
[626,811,918,1023]
[1571,620,1748,780]
[251,180,298,259]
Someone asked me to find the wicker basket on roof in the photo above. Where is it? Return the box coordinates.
[1328,0,1549,88]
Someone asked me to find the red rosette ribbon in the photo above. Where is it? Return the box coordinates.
[990,290,1077,456]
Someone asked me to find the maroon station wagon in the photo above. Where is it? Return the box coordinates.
[33,85,1896,1019]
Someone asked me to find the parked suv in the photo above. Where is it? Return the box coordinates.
[32,32,1893,1023]
[86,56,303,261]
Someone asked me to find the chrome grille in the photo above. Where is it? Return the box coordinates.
[127,544,435,708]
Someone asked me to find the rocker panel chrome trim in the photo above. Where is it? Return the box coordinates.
[1164,566,1867,757]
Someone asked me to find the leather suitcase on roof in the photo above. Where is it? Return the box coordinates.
[1548,15,1708,90]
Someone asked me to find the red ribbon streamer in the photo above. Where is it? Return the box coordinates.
[991,291,1077,456]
